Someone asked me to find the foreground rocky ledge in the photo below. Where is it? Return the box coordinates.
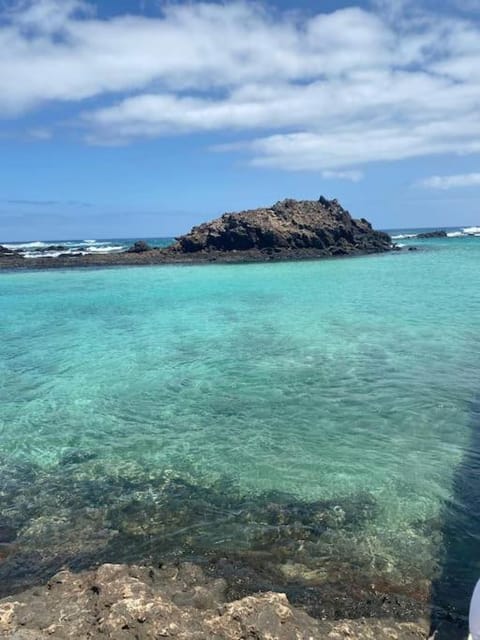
[0,562,429,639]
[0,197,392,270]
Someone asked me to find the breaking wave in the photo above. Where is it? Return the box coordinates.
[2,239,129,258]
[392,226,480,241]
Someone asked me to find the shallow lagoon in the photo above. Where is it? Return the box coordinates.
[1,237,479,631]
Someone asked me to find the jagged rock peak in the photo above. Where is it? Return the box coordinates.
[171,197,391,256]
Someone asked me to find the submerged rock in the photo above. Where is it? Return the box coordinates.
[0,458,433,624]
[0,527,16,545]
[0,562,429,639]
[58,449,98,466]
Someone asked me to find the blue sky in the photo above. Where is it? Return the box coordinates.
[1,0,480,240]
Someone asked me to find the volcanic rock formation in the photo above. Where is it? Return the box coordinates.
[170,197,392,258]
[0,197,392,269]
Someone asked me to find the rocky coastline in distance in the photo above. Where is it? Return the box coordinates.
[0,197,394,269]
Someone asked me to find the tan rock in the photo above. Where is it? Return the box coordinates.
[0,563,429,640]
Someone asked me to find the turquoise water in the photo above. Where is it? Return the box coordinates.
[1,237,480,626]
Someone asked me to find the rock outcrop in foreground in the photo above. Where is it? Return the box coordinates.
[0,562,428,639]
[0,197,392,269]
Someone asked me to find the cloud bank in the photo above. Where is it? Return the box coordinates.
[1,0,480,174]
[420,172,480,189]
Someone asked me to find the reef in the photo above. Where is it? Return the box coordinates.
[0,197,392,269]
[0,451,439,637]
[415,231,448,239]
[0,562,429,639]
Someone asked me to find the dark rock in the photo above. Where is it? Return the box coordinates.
[408,247,418,251]
[127,240,152,253]
[58,449,98,466]
[0,562,429,639]
[0,527,16,544]
[0,544,15,562]
[171,198,391,257]
[0,246,19,257]
[416,231,447,239]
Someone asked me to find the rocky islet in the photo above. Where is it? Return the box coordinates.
[0,197,393,269]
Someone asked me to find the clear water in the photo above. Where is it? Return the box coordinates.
[0,236,479,628]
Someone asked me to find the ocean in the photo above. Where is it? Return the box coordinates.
[0,229,479,632]
[1,237,174,258]
[2,223,480,258]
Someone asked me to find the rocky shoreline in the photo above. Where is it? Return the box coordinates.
[0,197,393,270]
[0,562,430,639]
[0,454,447,638]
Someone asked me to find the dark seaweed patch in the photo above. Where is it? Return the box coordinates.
[0,455,426,623]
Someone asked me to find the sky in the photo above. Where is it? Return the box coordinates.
[1,0,480,240]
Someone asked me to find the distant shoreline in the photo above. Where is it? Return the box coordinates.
[0,197,398,270]
[0,245,401,271]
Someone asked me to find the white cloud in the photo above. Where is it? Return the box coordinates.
[242,117,480,171]
[419,173,480,189]
[322,170,364,182]
[0,1,398,115]
[1,0,480,172]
